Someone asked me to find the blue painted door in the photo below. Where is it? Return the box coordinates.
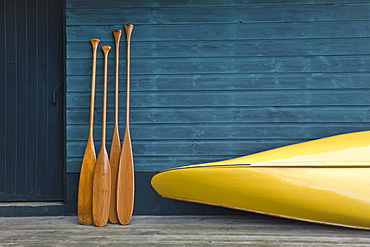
[0,0,64,201]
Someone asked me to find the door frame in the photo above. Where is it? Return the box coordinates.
[0,0,75,216]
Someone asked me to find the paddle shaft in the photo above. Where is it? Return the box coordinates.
[125,26,132,124]
[109,29,122,224]
[93,45,112,227]
[117,24,134,225]
[78,38,100,225]
[113,30,121,129]
[100,46,110,148]
[88,39,99,139]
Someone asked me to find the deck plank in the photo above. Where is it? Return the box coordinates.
[0,216,370,246]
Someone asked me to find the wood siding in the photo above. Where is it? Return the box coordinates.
[66,0,370,173]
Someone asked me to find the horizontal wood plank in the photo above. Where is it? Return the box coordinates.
[66,21,370,41]
[67,123,370,141]
[66,56,370,76]
[67,38,370,59]
[66,5,370,25]
[66,90,370,108]
[66,106,370,125]
[67,73,370,92]
[67,0,370,8]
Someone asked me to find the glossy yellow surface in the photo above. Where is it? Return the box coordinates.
[151,130,370,230]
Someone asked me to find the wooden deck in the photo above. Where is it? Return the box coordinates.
[1,215,370,246]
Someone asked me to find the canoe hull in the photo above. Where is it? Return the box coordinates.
[151,131,370,230]
[152,166,370,230]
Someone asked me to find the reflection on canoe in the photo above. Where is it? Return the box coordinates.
[151,130,370,230]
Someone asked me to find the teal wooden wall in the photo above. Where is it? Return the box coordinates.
[66,0,370,176]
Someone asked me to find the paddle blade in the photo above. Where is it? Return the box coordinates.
[78,138,96,225]
[92,149,111,227]
[117,131,135,225]
[109,127,120,223]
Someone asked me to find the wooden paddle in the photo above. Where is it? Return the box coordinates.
[109,30,122,224]
[92,45,112,227]
[78,38,100,225]
[117,24,134,225]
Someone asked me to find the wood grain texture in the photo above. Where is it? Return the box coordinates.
[67,56,370,76]
[77,138,96,224]
[66,1,370,175]
[68,123,370,141]
[67,73,370,92]
[67,38,370,59]
[92,46,111,227]
[109,127,120,223]
[67,90,370,108]
[67,106,370,125]
[66,21,370,42]
[77,38,99,225]
[108,29,122,224]
[67,0,368,8]
[66,5,370,25]
[117,129,134,223]
[117,24,135,225]
[3,216,370,246]
[92,149,111,227]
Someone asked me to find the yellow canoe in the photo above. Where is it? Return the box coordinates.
[151,130,370,230]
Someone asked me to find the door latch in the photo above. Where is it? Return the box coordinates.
[52,87,58,105]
